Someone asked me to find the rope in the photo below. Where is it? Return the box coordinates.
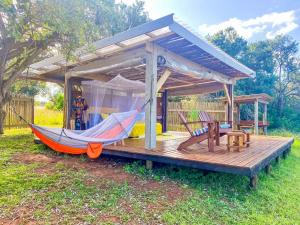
[9,105,31,126]
[9,95,152,145]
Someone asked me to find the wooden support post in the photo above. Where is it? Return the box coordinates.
[283,151,287,159]
[254,99,259,135]
[287,146,291,154]
[63,73,72,129]
[223,84,231,107]
[161,90,168,133]
[225,84,234,126]
[236,103,240,130]
[265,164,272,174]
[276,156,280,163]
[145,42,158,150]
[146,160,153,170]
[263,103,268,135]
[31,98,35,124]
[249,175,258,188]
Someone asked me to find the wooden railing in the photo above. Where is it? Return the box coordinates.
[4,95,34,129]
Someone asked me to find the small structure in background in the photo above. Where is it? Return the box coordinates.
[222,94,272,135]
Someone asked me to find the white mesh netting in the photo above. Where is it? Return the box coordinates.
[81,75,145,127]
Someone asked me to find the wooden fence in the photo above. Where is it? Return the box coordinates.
[4,95,34,129]
[167,100,228,131]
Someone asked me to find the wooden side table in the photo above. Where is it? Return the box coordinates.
[227,131,250,152]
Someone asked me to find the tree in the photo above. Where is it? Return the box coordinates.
[11,80,46,97]
[0,0,149,134]
[208,27,247,59]
[271,35,300,117]
[209,27,300,131]
[45,91,64,111]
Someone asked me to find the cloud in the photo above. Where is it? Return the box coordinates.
[198,10,299,39]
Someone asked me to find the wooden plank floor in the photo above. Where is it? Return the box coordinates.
[103,133,294,177]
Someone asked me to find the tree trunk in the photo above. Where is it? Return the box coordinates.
[0,106,6,134]
[0,91,11,134]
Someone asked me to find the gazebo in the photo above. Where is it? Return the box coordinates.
[26,14,293,187]
[26,14,255,150]
[222,94,272,135]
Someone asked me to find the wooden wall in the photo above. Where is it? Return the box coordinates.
[4,95,34,129]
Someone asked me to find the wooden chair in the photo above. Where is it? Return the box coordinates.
[177,111,220,152]
[199,111,232,135]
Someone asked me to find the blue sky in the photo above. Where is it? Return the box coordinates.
[120,0,300,42]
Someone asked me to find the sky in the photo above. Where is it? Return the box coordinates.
[119,0,300,42]
[38,0,300,102]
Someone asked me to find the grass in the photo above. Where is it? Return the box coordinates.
[0,128,299,224]
[34,106,63,126]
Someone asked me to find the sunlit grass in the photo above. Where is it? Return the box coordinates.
[0,128,299,224]
[34,106,63,127]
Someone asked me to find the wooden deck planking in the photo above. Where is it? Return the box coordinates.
[103,134,293,177]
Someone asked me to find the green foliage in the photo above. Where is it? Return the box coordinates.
[209,29,300,132]
[0,129,300,223]
[0,0,149,133]
[11,80,46,97]
[208,27,247,59]
[45,92,64,111]
[124,137,300,225]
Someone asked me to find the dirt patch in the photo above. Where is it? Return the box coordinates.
[12,153,187,199]
[8,152,189,224]
[13,153,57,164]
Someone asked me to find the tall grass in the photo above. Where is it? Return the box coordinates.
[34,106,63,127]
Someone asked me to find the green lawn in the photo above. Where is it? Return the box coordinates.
[0,128,299,224]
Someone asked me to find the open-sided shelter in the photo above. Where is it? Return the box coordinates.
[26,15,293,187]
[26,14,255,149]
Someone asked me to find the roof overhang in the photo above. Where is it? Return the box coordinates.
[25,14,255,86]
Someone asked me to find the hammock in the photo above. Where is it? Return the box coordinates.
[30,109,143,159]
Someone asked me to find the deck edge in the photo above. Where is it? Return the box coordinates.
[249,137,294,177]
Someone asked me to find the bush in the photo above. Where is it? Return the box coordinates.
[45,92,64,111]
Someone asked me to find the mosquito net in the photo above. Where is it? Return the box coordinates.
[81,75,145,128]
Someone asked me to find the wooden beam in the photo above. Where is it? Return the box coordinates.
[165,80,217,90]
[263,103,267,135]
[157,69,171,92]
[154,44,235,84]
[168,76,193,84]
[168,82,224,96]
[71,48,146,76]
[145,42,158,149]
[223,84,231,106]
[254,99,259,135]
[236,103,240,125]
[226,84,234,125]
[162,90,168,133]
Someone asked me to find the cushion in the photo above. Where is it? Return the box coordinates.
[192,127,209,136]
[220,123,231,129]
[129,122,162,138]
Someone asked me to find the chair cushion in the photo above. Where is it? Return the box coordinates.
[192,127,209,136]
[220,123,231,129]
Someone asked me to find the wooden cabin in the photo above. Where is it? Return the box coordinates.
[26,15,293,187]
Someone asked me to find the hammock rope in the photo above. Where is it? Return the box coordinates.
[9,97,152,144]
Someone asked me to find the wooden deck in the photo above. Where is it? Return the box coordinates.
[103,133,294,185]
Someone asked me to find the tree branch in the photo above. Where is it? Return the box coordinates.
[3,48,42,93]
